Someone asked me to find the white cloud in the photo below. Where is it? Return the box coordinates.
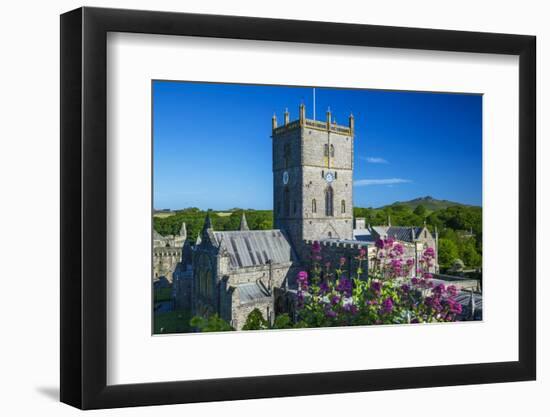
[354,178,412,186]
[360,156,388,164]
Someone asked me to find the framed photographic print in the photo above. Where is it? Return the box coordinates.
[60,6,536,410]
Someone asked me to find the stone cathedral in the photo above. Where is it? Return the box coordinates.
[172,104,439,330]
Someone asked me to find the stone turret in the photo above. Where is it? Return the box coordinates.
[239,212,249,231]
[349,113,355,135]
[272,113,277,130]
[284,108,290,125]
[299,103,306,124]
[179,222,187,238]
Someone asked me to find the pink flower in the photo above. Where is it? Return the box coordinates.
[393,243,404,255]
[297,271,309,289]
[381,297,394,314]
[311,241,321,254]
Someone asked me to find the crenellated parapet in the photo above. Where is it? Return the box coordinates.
[272,104,354,137]
[303,239,369,250]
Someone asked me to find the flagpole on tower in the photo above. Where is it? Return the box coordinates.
[313,87,316,120]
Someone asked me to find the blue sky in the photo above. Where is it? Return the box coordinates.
[153,81,482,210]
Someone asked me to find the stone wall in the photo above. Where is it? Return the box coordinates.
[272,112,355,255]
[153,246,182,283]
[230,295,272,331]
[300,239,370,280]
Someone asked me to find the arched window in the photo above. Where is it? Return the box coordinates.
[324,144,329,157]
[312,199,317,213]
[325,186,334,216]
[283,143,290,168]
[205,270,212,298]
[284,187,290,217]
[198,256,213,298]
[321,170,324,178]
[341,199,346,213]
[330,144,335,157]
[328,231,332,238]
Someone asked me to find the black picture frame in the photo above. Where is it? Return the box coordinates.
[60,6,536,410]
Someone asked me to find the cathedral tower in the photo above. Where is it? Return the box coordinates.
[272,104,355,251]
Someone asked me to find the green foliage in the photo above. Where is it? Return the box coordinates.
[458,239,481,267]
[273,313,294,329]
[438,238,459,268]
[382,196,469,211]
[153,208,273,243]
[242,309,269,330]
[154,310,193,334]
[189,314,235,332]
[154,287,172,303]
[451,258,465,272]
[413,204,427,217]
[155,199,482,269]
[241,309,295,330]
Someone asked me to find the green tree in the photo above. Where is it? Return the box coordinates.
[438,238,459,269]
[460,240,481,267]
[242,309,269,330]
[189,315,234,332]
[413,204,427,217]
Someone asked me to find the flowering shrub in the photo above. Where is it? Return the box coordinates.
[294,239,462,327]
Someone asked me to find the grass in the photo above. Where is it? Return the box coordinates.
[154,287,172,302]
[153,212,176,218]
[154,309,193,334]
[215,212,233,217]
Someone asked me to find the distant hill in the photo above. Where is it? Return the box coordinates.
[378,196,476,211]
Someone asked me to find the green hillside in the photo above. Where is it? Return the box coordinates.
[379,196,476,211]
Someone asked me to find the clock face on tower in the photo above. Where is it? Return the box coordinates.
[325,172,334,183]
[282,171,289,185]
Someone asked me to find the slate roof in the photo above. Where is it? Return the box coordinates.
[214,229,296,269]
[353,228,375,242]
[237,282,271,303]
[455,291,483,321]
[371,226,424,243]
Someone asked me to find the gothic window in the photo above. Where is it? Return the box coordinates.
[206,270,212,298]
[284,187,290,217]
[324,144,329,157]
[321,170,324,178]
[198,255,213,298]
[283,143,290,168]
[328,231,332,238]
[334,171,338,179]
[312,199,317,213]
[325,186,334,216]
[330,144,335,157]
[341,199,346,214]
